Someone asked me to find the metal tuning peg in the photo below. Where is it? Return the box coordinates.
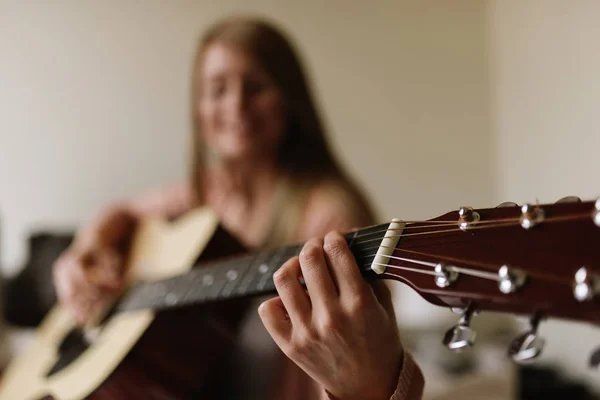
[520,203,545,229]
[593,198,600,227]
[496,201,518,208]
[443,304,477,351]
[573,266,600,301]
[508,313,545,363]
[457,206,480,231]
[556,196,582,204]
[498,265,527,294]
[435,263,459,288]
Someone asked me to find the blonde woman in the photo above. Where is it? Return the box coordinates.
[53,15,424,399]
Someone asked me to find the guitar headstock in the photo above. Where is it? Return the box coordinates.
[355,196,600,364]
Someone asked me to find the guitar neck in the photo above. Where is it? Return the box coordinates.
[116,224,387,313]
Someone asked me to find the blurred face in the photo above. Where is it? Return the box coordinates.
[197,42,286,164]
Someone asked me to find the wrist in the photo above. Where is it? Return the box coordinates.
[326,350,405,400]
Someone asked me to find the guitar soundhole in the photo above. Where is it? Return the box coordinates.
[45,328,91,377]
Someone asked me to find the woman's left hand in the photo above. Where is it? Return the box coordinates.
[258,231,403,400]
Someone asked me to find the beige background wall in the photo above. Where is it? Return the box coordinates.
[487,0,600,389]
[0,0,598,393]
[0,0,493,328]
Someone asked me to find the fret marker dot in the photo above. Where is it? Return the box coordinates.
[203,275,214,286]
[165,293,178,305]
[259,264,269,274]
[227,270,238,281]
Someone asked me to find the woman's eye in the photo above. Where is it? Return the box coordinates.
[245,80,268,95]
[209,84,225,99]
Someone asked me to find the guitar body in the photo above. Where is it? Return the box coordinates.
[0,208,252,400]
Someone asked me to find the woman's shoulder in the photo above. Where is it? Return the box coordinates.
[298,179,374,240]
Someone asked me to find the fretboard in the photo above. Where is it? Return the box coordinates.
[116,223,387,313]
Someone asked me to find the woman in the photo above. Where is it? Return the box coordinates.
[53,15,424,399]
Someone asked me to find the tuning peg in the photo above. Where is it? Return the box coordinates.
[556,196,582,204]
[498,265,527,294]
[520,203,545,229]
[593,198,600,227]
[443,305,477,351]
[573,266,600,301]
[496,202,518,208]
[457,206,480,231]
[508,313,545,363]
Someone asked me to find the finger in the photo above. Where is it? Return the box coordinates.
[273,257,311,326]
[56,254,103,319]
[298,238,338,307]
[323,231,369,297]
[258,297,292,347]
[83,248,123,290]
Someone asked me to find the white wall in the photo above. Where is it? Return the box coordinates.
[488,0,600,390]
[0,0,493,330]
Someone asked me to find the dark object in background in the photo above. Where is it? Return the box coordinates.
[4,231,74,327]
[518,365,599,400]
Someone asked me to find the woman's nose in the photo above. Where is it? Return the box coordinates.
[227,85,250,115]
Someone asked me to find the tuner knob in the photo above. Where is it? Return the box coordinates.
[496,201,518,208]
[498,265,527,294]
[443,305,477,351]
[457,206,480,231]
[508,314,545,363]
[593,198,600,227]
[573,266,600,301]
[520,203,545,229]
[556,196,582,204]
[435,263,459,288]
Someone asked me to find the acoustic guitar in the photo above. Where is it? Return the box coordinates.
[0,197,599,399]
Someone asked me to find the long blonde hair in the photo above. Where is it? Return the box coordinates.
[189,15,376,247]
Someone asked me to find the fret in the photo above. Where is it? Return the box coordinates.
[218,255,252,299]
[204,263,232,301]
[233,251,271,296]
[253,246,285,293]
[145,278,177,308]
[255,245,299,292]
[179,267,215,304]
[186,264,222,303]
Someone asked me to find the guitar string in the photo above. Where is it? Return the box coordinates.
[350,213,592,245]
[361,253,499,281]
[353,206,596,238]
[364,261,505,284]
[357,249,569,285]
[352,217,521,236]
[355,234,578,285]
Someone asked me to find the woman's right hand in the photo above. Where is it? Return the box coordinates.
[52,206,137,326]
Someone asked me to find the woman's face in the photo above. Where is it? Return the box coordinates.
[197,42,286,164]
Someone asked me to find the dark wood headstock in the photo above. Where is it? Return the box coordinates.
[368,197,600,325]
[352,197,600,363]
